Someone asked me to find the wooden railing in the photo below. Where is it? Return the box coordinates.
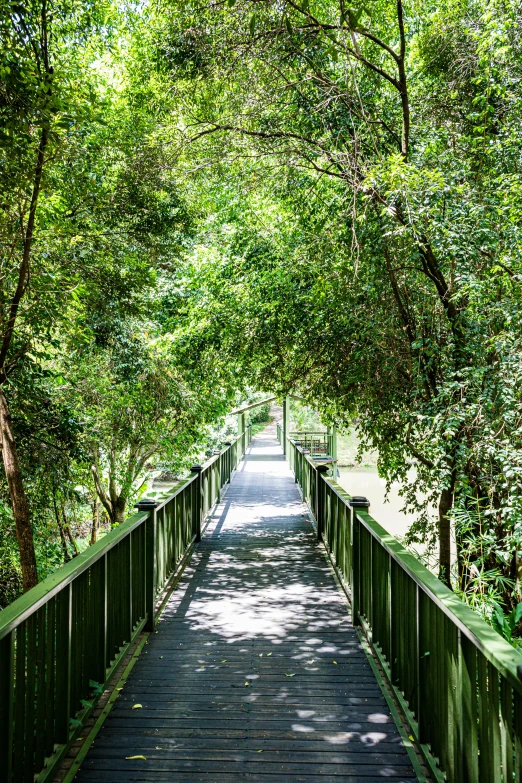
[0,424,252,783]
[276,423,335,458]
[283,429,522,783]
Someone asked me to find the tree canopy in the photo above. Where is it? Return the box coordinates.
[2,0,522,641]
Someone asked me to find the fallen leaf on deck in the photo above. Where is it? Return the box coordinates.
[132,704,143,710]
[126,755,146,760]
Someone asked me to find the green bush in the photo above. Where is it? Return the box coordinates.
[248,402,271,425]
[0,546,22,609]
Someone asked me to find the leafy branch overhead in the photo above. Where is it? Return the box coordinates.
[2,0,522,649]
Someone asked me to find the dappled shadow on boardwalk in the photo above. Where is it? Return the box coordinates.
[75,430,417,783]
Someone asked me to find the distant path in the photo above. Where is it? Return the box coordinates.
[75,427,417,782]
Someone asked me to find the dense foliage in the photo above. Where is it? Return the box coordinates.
[147,0,522,623]
[0,0,240,603]
[2,0,522,642]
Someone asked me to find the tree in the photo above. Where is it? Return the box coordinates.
[144,0,522,607]
[0,0,194,586]
[0,0,117,588]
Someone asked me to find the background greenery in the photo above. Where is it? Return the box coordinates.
[2,0,522,644]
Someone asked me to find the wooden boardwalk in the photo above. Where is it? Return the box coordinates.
[75,428,418,782]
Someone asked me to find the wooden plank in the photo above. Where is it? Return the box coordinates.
[92,734,407,751]
[75,429,416,783]
[96,725,406,741]
[76,773,417,782]
[87,747,412,763]
[103,717,398,730]
[81,757,418,775]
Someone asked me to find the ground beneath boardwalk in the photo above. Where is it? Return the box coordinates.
[75,425,417,783]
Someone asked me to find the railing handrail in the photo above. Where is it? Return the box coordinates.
[296,446,335,463]
[288,434,522,692]
[285,431,522,781]
[290,429,327,435]
[327,475,522,692]
[0,509,148,640]
[0,431,244,639]
[230,396,276,415]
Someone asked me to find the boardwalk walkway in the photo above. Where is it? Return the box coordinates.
[76,426,418,782]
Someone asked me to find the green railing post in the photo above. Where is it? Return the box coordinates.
[349,498,370,627]
[237,412,247,457]
[98,553,108,680]
[283,396,290,455]
[315,464,329,541]
[328,425,337,459]
[55,583,72,742]
[0,631,14,782]
[224,442,232,483]
[351,507,360,625]
[135,498,159,632]
[213,450,222,504]
[191,465,204,542]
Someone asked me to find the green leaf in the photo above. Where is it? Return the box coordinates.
[249,14,256,36]
[341,6,363,26]
[512,602,522,625]
[492,608,511,640]
[89,680,103,694]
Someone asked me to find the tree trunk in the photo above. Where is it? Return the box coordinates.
[62,507,79,557]
[438,487,453,588]
[112,498,126,527]
[57,522,70,562]
[90,500,100,545]
[457,539,466,592]
[53,492,70,563]
[0,388,38,591]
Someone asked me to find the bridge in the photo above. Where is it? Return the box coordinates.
[1,408,521,783]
